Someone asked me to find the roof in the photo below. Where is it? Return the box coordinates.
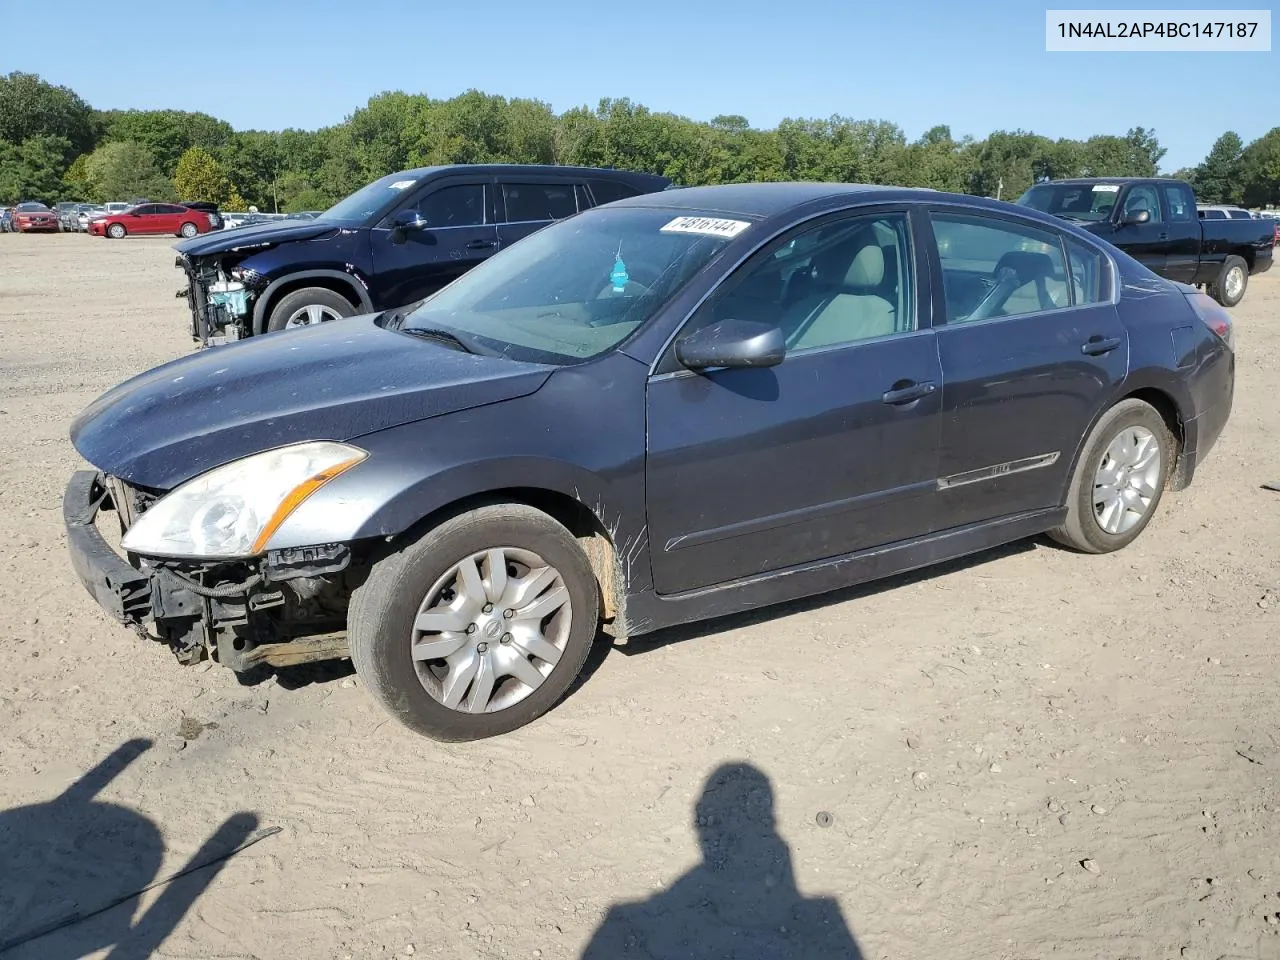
[611,182,909,218]
[386,164,669,185]
[1035,177,1188,186]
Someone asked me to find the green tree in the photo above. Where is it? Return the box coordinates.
[174,145,236,203]
[0,72,95,155]
[1191,131,1244,203]
[83,140,175,201]
[1238,128,1280,208]
[98,109,233,175]
[0,135,73,203]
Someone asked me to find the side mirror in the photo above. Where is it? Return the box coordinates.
[389,209,428,244]
[675,319,785,371]
[1120,209,1150,226]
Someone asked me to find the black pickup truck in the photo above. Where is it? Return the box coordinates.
[1017,177,1274,306]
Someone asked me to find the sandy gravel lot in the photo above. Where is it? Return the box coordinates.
[1,231,1279,960]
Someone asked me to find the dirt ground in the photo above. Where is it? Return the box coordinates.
[1,232,1279,960]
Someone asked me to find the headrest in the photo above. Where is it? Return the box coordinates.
[994,250,1055,284]
[844,243,885,288]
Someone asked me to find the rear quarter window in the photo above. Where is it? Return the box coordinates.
[588,180,642,206]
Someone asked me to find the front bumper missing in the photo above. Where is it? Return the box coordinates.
[63,470,351,670]
[65,470,165,622]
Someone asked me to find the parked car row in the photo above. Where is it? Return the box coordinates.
[67,177,1238,741]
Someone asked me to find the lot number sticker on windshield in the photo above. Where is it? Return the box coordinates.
[660,216,751,239]
[388,180,416,190]
[1092,184,1120,193]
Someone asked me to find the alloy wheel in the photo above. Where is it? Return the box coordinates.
[1092,425,1162,535]
[409,547,572,714]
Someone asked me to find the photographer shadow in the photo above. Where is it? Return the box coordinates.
[0,738,259,959]
[581,762,862,959]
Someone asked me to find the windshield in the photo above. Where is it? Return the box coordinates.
[322,171,426,224]
[16,202,50,212]
[396,206,750,363]
[1016,183,1121,221]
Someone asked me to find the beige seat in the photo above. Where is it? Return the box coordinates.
[791,242,896,350]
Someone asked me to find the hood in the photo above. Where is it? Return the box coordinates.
[174,218,341,257]
[71,314,553,489]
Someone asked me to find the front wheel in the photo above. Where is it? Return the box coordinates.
[107,223,126,239]
[1208,255,1248,308]
[179,221,199,238]
[1050,398,1174,553]
[348,504,600,741]
[266,286,355,332]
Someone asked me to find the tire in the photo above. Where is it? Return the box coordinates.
[266,286,355,332]
[1207,255,1248,308]
[1050,398,1175,554]
[179,221,199,238]
[348,504,600,741]
[107,223,126,239]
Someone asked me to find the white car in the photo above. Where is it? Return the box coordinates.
[78,205,107,231]
[103,202,130,217]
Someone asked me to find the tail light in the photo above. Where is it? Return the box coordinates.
[1184,290,1234,351]
[206,213,217,227]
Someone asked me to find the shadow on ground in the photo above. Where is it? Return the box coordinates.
[581,762,863,959]
[0,738,260,959]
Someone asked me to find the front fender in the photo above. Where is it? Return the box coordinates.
[263,353,653,591]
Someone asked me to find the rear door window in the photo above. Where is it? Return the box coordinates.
[501,182,578,222]
[931,213,1071,322]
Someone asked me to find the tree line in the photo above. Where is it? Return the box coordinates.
[1,71,1278,213]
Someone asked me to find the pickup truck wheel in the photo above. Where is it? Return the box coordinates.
[1208,255,1248,308]
[1049,399,1173,554]
[267,287,354,332]
[347,504,600,741]
[107,223,126,239]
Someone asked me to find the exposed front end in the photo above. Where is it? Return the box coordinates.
[64,468,362,674]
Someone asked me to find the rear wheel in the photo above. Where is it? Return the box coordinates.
[1050,399,1174,553]
[1207,255,1248,308]
[179,221,199,238]
[107,223,126,239]
[348,504,600,741]
[266,286,355,332]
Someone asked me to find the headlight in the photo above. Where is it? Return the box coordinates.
[121,441,366,559]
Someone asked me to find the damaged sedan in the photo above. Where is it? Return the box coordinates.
[67,183,1233,741]
[174,163,670,346]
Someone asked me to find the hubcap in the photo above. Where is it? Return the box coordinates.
[181,224,197,237]
[409,547,572,714]
[284,303,343,329]
[1093,426,1161,535]
[1225,266,1244,301]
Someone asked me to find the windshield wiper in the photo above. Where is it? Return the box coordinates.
[400,325,479,355]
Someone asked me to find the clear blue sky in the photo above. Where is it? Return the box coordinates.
[5,0,1276,171]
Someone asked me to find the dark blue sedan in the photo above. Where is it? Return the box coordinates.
[64,183,1234,741]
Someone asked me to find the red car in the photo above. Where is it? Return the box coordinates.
[90,203,216,239]
[12,202,60,233]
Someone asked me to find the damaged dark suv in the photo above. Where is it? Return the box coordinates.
[174,164,671,346]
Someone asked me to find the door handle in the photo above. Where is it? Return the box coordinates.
[1081,336,1122,356]
[465,239,498,250]
[882,380,936,405]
